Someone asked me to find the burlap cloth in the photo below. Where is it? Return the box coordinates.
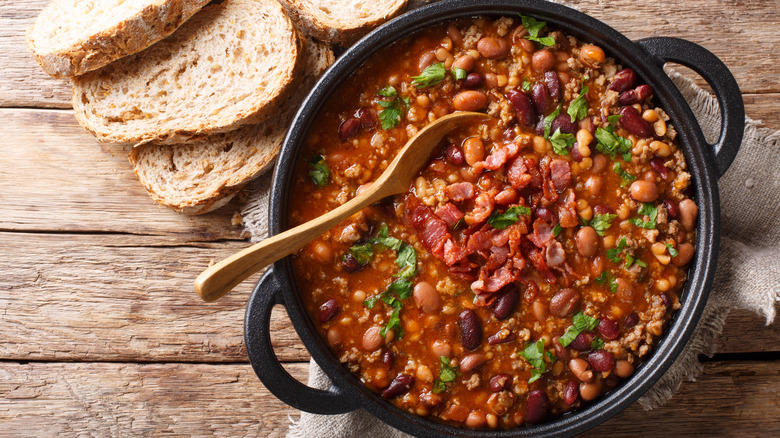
[240,8,780,436]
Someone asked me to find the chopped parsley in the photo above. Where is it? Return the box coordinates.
[629,202,658,229]
[522,79,532,91]
[606,237,628,263]
[432,380,446,394]
[559,312,600,347]
[591,337,605,350]
[567,85,589,123]
[613,162,636,187]
[433,356,458,394]
[452,67,467,80]
[519,339,554,383]
[412,62,447,88]
[543,105,562,139]
[487,205,531,230]
[348,243,374,265]
[377,86,410,130]
[589,213,618,236]
[364,296,379,309]
[595,115,633,161]
[553,223,563,237]
[307,155,330,187]
[666,243,679,257]
[381,304,404,338]
[595,271,618,293]
[520,15,555,46]
[624,254,647,269]
[549,129,576,155]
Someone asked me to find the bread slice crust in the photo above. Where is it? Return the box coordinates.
[277,0,407,44]
[27,0,211,78]
[72,0,304,145]
[128,39,334,215]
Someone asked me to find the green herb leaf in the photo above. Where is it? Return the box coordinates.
[629,218,655,229]
[666,243,679,257]
[635,258,647,268]
[308,155,330,188]
[629,203,658,229]
[589,213,617,236]
[624,254,635,269]
[522,79,532,92]
[439,356,458,383]
[487,205,531,230]
[526,35,556,46]
[377,86,407,130]
[553,223,563,237]
[377,86,397,98]
[543,106,562,139]
[567,85,589,123]
[378,104,403,130]
[387,277,413,300]
[519,339,549,383]
[606,237,627,263]
[549,129,576,155]
[396,245,417,271]
[595,116,633,160]
[412,63,447,88]
[381,306,404,339]
[348,243,374,265]
[613,162,636,187]
[452,67,467,81]
[364,296,379,309]
[591,337,605,350]
[520,15,546,37]
[594,271,618,293]
[559,312,601,347]
[432,380,446,394]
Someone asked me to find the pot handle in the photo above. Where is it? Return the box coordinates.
[244,268,358,414]
[636,37,745,178]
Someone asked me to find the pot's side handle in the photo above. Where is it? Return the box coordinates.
[637,37,745,178]
[244,269,358,414]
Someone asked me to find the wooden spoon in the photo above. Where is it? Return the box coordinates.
[195,111,490,302]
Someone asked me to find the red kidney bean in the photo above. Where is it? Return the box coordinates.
[342,254,365,273]
[619,105,653,138]
[570,143,583,162]
[506,89,535,127]
[460,72,484,89]
[318,299,339,323]
[492,286,519,320]
[593,204,615,215]
[488,330,516,345]
[549,288,581,317]
[563,380,579,405]
[570,331,595,351]
[624,312,639,328]
[550,113,577,134]
[545,70,561,101]
[618,84,654,105]
[608,68,637,93]
[381,374,414,399]
[358,107,375,129]
[444,144,465,166]
[660,293,671,308]
[525,390,550,424]
[477,36,510,60]
[598,318,620,340]
[650,157,669,179]
[553,337,571,362]
[588,350,615,372]
[382,350,394,368]
[453,90,488,111]
[459,310,482,350]
[339,117,361,142]
[490,374,512,392]
[531,83,551,115]
[534,206,553,222]
[580,115,596,134]
[664,198,679,219]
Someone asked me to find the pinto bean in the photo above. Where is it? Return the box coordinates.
[588,350,615,372]
[615,278,635,303]
[418,51,437,71]
[585,175,604,197]
[549,288,581,318]
[629,180,659,202]
[318,299,339,323]
[579,44,605,68]
[532,49,555,72]
[453,55,475,71]
[506,89,535,127]
[672,242,695,266]
[462,136,485,166]
[421,391,442,407]
[459,309,482,350]
[531,83,551,115]
[678,199,698,231]
[381,374,414,399]
[477,37,510,59]
[532,298,549,323]
[575,226,599,257]
[614,360,635,378]
[459,353,487,373]
[413,281,441,313]
[492,286,520,320]
[465,410,487,428]
[447,23,464,47]
[619,105,654,138]
[453,90,488,111]
[363,326,384,351]
[569,358,593,383]
[494,188,519,205]
[608,68,637,93]
[579,380,603,401]
[432,340,452,358]
[591,153,608,173]
[460,73,484,88]
[525,390,550,424]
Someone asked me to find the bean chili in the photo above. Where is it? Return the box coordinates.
[288,15,696,429]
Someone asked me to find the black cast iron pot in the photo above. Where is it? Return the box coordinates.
[244,0,744,435]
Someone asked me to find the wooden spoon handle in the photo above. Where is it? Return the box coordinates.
[194,185,386,302]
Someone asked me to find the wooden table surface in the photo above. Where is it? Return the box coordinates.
[2,0,779,436]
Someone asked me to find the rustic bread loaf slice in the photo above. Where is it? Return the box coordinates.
[27,0,210,78]
[128,39,334,215]
[277,0,407,44]
[73,0,304,145]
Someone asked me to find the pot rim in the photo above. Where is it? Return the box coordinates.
[263,0,721,436]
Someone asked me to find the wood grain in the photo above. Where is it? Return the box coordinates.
[0,360,777,436]
[2,0,779,109]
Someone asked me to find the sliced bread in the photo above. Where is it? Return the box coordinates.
[27,0,210,78]
[128,39,334,215]
[73,0,304,145]
[277,0,408,44]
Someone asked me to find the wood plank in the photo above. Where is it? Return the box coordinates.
[2,231,777,363]
[0,360,777,436]
[2,0,779,109]
[0,232,306,363]
[0,109,247,238]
